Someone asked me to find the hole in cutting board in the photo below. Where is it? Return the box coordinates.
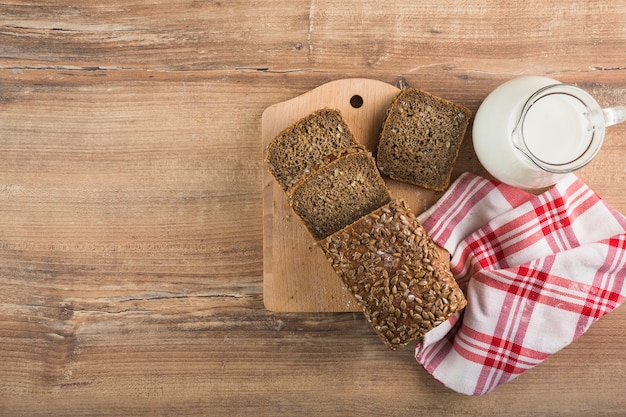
[350,94,364,108]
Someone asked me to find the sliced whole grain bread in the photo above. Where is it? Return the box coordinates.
[265,108,358,192]
[376,88,471,191]
[288,149,391,240]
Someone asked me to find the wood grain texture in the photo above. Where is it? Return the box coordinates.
[0,0,625,415]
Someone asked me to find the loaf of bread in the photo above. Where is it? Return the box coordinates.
[289,148,391,240]
[376,88,471,191]
[319,199,467,350]
[265,108,358,191]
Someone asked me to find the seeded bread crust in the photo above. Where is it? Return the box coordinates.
[265,108,358,192]
[377,88,471,191]
[289,150,391,240]
[319,199,467,350]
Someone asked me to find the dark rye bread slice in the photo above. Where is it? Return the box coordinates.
[288,150,391,241]
[319,199,467,351]
[376,88,471,191]
[265,108,358,192]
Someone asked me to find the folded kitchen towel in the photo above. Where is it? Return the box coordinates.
[415,172,626,396]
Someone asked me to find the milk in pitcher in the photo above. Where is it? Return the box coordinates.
[472,76,604,189]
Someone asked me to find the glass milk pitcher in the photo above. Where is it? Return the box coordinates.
[472,76,626,189]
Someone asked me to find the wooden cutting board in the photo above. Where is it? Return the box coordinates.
[262,78,447,312]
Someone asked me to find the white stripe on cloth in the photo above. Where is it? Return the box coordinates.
[415,172,626,396]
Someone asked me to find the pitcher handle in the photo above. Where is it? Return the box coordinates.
[603,106,626,127]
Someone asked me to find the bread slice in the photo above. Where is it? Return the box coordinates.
[319,199,467,351]
[289,149,391,241]
[265,108,358,191]
[376,88,471,191]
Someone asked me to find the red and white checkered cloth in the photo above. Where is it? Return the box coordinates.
[415,172,626,396]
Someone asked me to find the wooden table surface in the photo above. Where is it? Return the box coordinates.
[1,1,625,415]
